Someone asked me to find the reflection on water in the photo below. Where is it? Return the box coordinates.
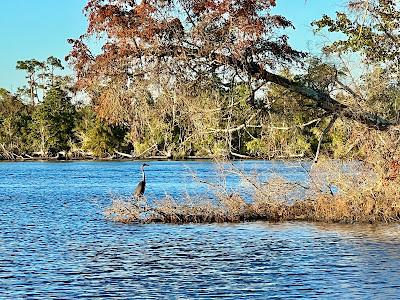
[0,161,400,299]
[315,223,400,244]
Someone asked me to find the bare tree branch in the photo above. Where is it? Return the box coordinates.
[314,114,338,163]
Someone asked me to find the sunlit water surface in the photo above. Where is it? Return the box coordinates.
[0,161,399,299]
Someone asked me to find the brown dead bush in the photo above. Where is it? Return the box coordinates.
[105,129,400,224]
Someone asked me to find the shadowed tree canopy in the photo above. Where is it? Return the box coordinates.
[67,0,397,130]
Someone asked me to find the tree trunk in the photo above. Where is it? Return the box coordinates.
[248,63,394,131]
[213,53,395,131]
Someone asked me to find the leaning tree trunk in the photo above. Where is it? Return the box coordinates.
[220,55,396,131]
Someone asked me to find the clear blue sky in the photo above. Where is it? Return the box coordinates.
[0,0,344,92]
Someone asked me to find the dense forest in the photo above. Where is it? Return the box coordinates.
[0,0,398,162]
[0,57,128,160]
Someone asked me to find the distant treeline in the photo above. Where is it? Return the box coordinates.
[0,55,399,160]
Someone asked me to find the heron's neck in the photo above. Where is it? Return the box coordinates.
[142,168,145,182]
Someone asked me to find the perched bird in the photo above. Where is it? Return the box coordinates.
[133,163,149,198]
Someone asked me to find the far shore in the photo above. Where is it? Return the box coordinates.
[0,154,312,162]
[0,156,206,162]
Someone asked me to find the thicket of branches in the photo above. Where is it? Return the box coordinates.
[2,58,397,161]
[1,0,399,163]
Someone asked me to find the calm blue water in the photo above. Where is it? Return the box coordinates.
[0,161,400,299]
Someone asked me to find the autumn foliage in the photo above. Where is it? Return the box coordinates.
[67,0,304,120]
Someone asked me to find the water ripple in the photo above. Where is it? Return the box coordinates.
[1,161,400,299]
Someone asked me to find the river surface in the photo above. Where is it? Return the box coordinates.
[0,161,400,299]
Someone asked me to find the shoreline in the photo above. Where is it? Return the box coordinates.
[0,156,215,162]
[0,155,312,162]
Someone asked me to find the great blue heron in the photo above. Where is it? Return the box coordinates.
[133,163,149,198]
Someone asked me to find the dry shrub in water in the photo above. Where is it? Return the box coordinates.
[303,158,400,223]
[105,160,399,224]
[105,193,250,224]
[105,128,400,224]
[104,197,145,223]
[254,127,400,223]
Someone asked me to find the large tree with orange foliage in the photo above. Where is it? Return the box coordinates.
[67,0,396,130]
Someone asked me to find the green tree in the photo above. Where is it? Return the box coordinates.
[30,86,76,156]
[0,88,32,158]
[46,56,64,86]
[75,106,128,157]
[312,0,399,72]
[16,56,66,105]
[16,59,44,105]
[312,0,400,160]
